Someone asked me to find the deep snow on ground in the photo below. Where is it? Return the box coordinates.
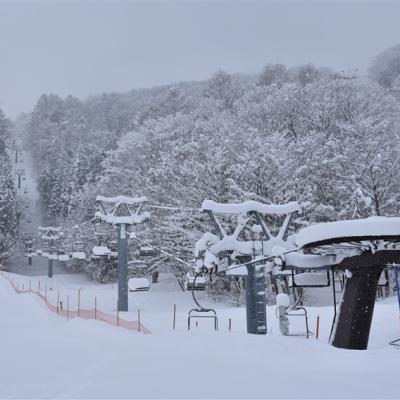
[1,271,399,399]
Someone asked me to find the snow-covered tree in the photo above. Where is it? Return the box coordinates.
[258,63,289,88]
[0,111,17,260]
[369,43,400,88]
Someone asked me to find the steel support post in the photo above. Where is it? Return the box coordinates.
[117,223,128,311]
[48,239,53,278]
[245,262,267,334]
[332,265,382,350]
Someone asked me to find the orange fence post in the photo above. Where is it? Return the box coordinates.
[94,297,97,320]
[138,309,141,332]
[67,295,70,321]
[78,289,81,317]
[173,304,176,330]
[56,290,60,313]
[316,315,320,340]
[229,318,232,332]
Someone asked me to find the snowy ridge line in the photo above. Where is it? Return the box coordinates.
[1,273,151,334]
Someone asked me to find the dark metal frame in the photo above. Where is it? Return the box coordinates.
[187,274,218,331]
[285,306,311,338]
[188,308,218,331]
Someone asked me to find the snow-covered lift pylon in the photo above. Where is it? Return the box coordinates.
[196,199,301,335]
[95,195,150,311]
[276,217,400,349]
[38,226,62,278]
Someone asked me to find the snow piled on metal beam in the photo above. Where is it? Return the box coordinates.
[201,199,300,215]
[296,217,400,248]
[96,195,147,205]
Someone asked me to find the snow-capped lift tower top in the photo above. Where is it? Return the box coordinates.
[95,195,150,225]
[196,199,301,271]
[95,195,150,312]
[38,226,62,241]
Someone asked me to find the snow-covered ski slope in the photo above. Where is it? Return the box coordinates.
[1,272,399,399]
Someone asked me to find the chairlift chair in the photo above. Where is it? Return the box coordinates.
[139,245,156,257]
[58,246,69,262]
[276,293,311,338]
[91,245,111,260]
[42,246,50,258]
[108,240,118,258]
[187,274,218,331]
[71,241,86,260]
[185,274,206,291]
[128,277,150,292]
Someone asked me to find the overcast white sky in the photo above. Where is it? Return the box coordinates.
[1,0,400,117]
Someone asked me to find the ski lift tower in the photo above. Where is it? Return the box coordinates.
[38,226,62,278]
[196,199,300,335]
[95,195,150,312]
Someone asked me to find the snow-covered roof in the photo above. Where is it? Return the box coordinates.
[296,217,400,248]
[202,200,300,215]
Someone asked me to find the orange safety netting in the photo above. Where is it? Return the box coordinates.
[1,273,151,334]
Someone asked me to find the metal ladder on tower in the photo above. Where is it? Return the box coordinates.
[254,265,267,334]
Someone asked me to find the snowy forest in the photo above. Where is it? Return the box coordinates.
[2,43,400,284]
